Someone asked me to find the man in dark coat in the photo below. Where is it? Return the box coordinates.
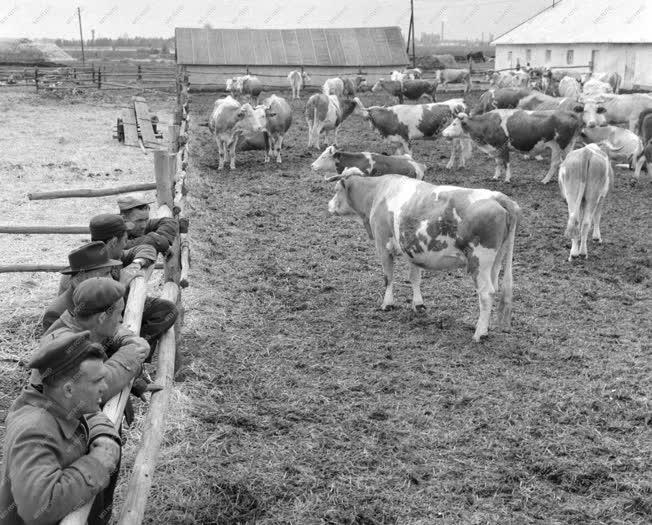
[0,331,122,525]
[117,194,179,257]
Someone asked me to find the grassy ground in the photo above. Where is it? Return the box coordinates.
[1,87,651,524]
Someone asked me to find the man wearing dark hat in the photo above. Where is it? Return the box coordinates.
[42,241,123,331]
[0,331,122,525]
[117,193,179,256]
[87,213,178,363]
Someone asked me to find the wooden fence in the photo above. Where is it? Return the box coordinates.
[1,67,192,524]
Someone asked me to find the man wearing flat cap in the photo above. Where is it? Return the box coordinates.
[0,331,122,525]
[42,242,123,331]
[117,193,179,257]
[35,278,152,524]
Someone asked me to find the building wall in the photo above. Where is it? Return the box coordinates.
[494,43,652,89]
[185,65,400,91]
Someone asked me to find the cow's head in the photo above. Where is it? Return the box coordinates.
[226,78,234,91]
[311,145,339,172]
[302,71,312,83]
[326,168,363,215]
[234,103,264,134]
[442,113,469,139]
[578,97,607,128]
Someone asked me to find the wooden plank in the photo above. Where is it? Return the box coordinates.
[28,182,157,200]
[339,29,362,67]
[282,30,301,66]
[385,27,409,65]
[122,104,139,147]
[296,29,316,66]
[357,28,379,67]
[311,29,331,65]
[1,262,164,273]
[371,28,393,67]
[208,29,224,66]
[117,281,180,525]
[175,28,194,64]
[222,29,239,65]
[325,30,347,66]
[268,29,286,65]
[253,30,272,66]
[0,225,88,234]
[238,29,255,65]
[133,96,158,149]
[193,29,210,65]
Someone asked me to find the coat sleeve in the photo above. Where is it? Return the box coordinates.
[101,336,149,399]
[124,218,178,254]
[121,244,157,267]
[41,291,70,332]
[9,428,112,525]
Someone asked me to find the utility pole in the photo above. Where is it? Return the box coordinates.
[77,7,85,64]
[441,21,445,42]
[405,0,416,68]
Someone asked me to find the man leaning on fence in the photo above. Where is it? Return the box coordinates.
[0,331,121,525]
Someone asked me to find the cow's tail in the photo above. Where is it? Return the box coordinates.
[562,157,587,239]
[493,193,522,331]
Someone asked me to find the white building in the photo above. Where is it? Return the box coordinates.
[492,0,652,90]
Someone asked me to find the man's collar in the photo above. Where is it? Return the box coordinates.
[20,385,82,439]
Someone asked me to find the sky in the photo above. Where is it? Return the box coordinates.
[0,0,552,41]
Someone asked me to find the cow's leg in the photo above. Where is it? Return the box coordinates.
[228,140,238,170]
[446,139,459,169]
[408,264,426,312]
[378,248,395,311]
[306,119,313,148]
[591,196,606,243]
[471,253,497,342]
[215,138,224,170]
[541,141,561,184]
[633,154,645,178]
[492,156,503,180]
[275,135,284,163]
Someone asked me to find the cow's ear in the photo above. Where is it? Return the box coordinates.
[267,112,277,117]
[236,109,245,119]
[573,105,584,113]
[597,106,607,114]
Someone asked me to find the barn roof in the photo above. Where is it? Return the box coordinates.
[492,0,652,45]
[175,27,408,66]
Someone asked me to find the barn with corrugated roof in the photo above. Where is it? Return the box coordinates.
[174,27,408,90]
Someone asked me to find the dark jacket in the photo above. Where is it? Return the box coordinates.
[0,387,114,525]
[125,217,178,255]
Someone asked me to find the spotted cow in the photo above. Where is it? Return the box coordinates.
[558,144,613,261]
[371,79,437,104]
[582,93,652,132]
[323,77,345,97]
[558,76,582,99]
[442,109,582,183]
[326,171,521,342]
[287,70,311,99]
[434,69,470,93]
[305,94,357,149]
[580,125,642,168]
[471,88,532,116]
[353,97,472,167]
[311,145,427,179]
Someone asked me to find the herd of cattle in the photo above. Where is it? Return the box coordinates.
[206,67,651,341]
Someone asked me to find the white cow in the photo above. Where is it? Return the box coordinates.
[208,96,264,170]
[582,78,613,98]
[287,70,311,99]
[580,126,642,167]
[558,76,582,99]
[558,144,613,261]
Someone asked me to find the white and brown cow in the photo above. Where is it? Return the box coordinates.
[588,72,622,94]
[558,144,613,261]
[353,97,471,167]
[582,93,652,132]
[311,145,427,179]
[582,78,613,98]
[471,88,532,116]
[434,69,470,93]
[371,79,437,104]
[287,70,311,99]
[488,71,529,89]
[323,77,345,97]
[208,96,264,170]
[236,94,293,163]
[305,94,357,149]
[326,171,521,342]
[227,75,264,105]
[634,108,652,178]
[558,76,582,99]
[580,125,642,167]
[442,109,582,183]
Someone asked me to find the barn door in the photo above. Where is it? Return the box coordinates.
[624,48,636,88]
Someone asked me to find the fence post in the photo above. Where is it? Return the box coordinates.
[246,65,250,75]
[34,67,39,92]
[137,64,142,81]
[589,60,594,74]
[97,68,102,89]
[91,64,95,84]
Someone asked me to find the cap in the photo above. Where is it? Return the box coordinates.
[117,193,154,212]
[29,331,106,380]
[89,214,134,241]
[72,277,126,317]
[61,242,123,275]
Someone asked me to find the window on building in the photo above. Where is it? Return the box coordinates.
[526,49,532,62]
[566,50,574,65]
[545,49,552,63]
[508,51,512,64]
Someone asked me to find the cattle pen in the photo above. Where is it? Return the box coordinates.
[1,56,651,525]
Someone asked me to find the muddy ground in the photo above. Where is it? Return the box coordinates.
[1,87,651,524]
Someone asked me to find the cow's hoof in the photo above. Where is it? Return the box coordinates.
[540,178,551,184]
[592,237,602,244]
[472,332,488,343]
[276,158,282,164]
[413,304,427,313]
[380,304,395,311]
